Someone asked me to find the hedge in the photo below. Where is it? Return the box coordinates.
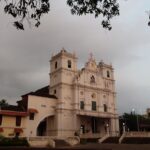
[0,136,29,146]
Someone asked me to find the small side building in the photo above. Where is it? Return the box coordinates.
[0,105,27,137]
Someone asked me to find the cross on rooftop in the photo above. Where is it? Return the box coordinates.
[89,52,93,60]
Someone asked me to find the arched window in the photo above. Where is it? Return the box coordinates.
[80,101,84,110]
[92,101,97,111]
[29,113,35,120]
[107,70,110,78]
[104,104,107,112]
[16,116,21,126]
[68,60,72,68]
[54,89,57,94]
[55,61,57,69]
[90,75,95,83]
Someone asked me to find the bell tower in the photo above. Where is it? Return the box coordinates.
[49,48,78,137]
[49,48,77,102]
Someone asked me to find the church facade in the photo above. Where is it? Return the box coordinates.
[0,49,119,138]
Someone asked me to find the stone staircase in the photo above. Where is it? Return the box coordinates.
[119,132,126,144]
[28,136,55,148]
[98,134,109,143]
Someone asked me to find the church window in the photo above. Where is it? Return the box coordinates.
[92,101,96,111]
[29,113,35,120]
[80,101,84,110]
[107,70,110,78]
[68,60,72,68]
[0,115,2,125]
[104,104,107,112]
[55,61,57,69]
[90,75,95,83]
[16,116,21,126]
[54,89,57,94]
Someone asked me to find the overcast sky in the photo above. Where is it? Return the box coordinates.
[0,0,150,114]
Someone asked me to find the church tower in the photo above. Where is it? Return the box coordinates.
[49,49,78,137]
[49,48,77,100]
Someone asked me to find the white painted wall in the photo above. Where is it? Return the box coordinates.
[24,95,57,137]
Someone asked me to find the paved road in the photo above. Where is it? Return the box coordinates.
[1,144,150,150]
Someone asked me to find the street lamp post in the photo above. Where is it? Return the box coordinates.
[132,108,139,131]
[106,123,109,135]
[123,122,125,133]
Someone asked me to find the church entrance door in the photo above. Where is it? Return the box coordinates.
[91,117,97,133]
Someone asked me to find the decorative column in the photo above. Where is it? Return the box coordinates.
[106,123,109,135]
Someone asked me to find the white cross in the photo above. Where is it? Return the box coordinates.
[89,52,93,60]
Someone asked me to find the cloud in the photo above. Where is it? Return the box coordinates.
[0,0,150,113]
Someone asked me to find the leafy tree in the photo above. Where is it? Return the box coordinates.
[67,0,119,30]
[1,0,119,30]
[120,113,150,132]
[0,99,9,107]
[122,113,140,131]
[1,0,50,30]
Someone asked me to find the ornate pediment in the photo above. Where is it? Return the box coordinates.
[85,53,97,71]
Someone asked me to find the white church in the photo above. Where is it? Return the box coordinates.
[0,49,119,139]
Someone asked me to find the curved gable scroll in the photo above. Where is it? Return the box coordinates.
[85,59,97,71]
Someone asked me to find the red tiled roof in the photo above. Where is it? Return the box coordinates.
[22,86,57,99]
[0,110,28,116]
[14,128,23,133]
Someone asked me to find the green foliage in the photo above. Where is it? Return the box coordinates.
[0,134,5,140]
[67,0,119,30]
[0,99,8,107]
[2,0,50,30]
[123,113,139,131]
[1,0,150,30]
[1,0,119,30]
[120,113,150,131]
[0,137,29,146]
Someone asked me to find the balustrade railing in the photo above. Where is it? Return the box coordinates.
[125,131,150,137]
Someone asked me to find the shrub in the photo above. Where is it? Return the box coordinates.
[0,137,29,146]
